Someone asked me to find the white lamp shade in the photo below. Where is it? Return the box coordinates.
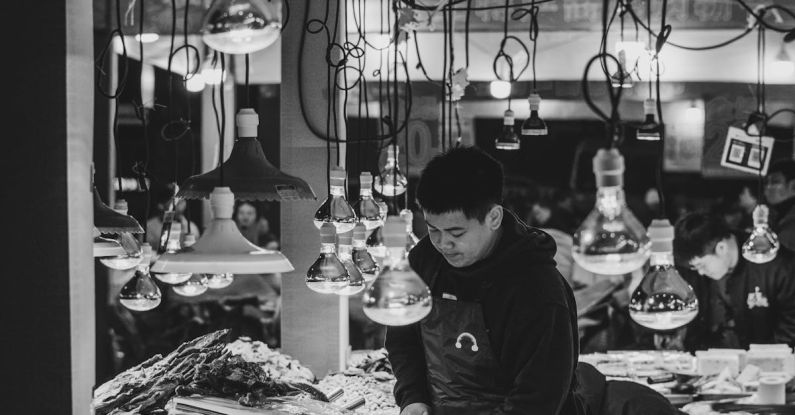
[93,237,127,258]
[150,187,294,274]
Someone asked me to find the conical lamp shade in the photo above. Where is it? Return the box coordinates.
[151,187,294,274]
[177,109,315,201]
[93,187,144,234]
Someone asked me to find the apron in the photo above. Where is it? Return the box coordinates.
[419,263,507,414]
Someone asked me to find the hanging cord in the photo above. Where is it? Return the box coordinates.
[245,54,251,107]
[219,54,227,186]
[511,0,540,90]
[654,0,667,218]
[299,0,410,143]
[441,6,448,151]
[137,0,151,241]
[161,0,197,142]
[465,0,472,69]
[756,22,767,204]
[447,3,454,149]
[625,1,753,51]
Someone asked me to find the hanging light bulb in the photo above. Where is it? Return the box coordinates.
[363,216,432,326]
[185,74,206,92]
[353,223,379,282]
[151,187,293,274]
[99,199,144,270]
[742,204,780,263]
[355,172,386,230]
[573,149,650,275]
[306,223,350,294]
[637,99,662,141]
[772,43,795,78]
[201,0,282,54]
[119,244,162,311]
[374,146,408,197]
[135,33,161,43]
[629,219,699,331]
[173,273,210,297]
[489,80,511,99]
[400,209,419,252]
[178,108,315,201]
[152,223,192,284]
[99,233,143,270]
[495,109,520,150]
[313,167,357,233]
[335,230,365,296]
[201,54,228,85]
[366,199,389,258]
[206,273,235,289]
[521,93,548,136]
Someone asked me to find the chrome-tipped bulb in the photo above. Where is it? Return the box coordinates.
[306,223,350,294]
[637,99,662,141]
[313,167,357,233]
[335,230,365,296]
[521,93,548,136]
[152,223,192,284]
[363,217,432,326]
[629,219,698,331]
[495,109,520,150]
[374,146,408,197]
[573,149,650,275]
[742,204,780,264]
[355,172,386,230]
[201,0,282,54]
[119,244,162,311]
[173,273,210,297]
[353,223,379,282]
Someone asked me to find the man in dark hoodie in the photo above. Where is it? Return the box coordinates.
[674,212,795,350]
[385,147,584,415]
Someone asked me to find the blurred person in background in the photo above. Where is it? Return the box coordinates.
[765,159,795,251]
[234,201,279,250]
[674,212,795,350]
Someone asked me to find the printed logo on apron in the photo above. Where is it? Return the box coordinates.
[747,286,769,309]
[455,332,479,352]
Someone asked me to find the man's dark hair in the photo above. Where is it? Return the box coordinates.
[673,212,733,266]
[416,146,503,221]
[768,159,795,182]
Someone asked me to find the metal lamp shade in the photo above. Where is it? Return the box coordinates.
[151,187,294,274]
[93,187,144,234]
[177,137,316,201]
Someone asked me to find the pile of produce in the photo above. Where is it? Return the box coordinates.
[92,330,326,415]
[226,337,315,383]
[317,372,398,414]
[347,348,392,374]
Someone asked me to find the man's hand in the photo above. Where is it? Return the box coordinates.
[400,402,431,415]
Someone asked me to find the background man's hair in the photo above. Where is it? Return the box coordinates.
[673,212,733,266]
[416,146,503,221]
[768,159,795,183]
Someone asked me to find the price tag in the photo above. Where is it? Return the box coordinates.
[719,126,774,176]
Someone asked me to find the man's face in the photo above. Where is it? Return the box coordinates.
[688,240,735,280]
[764,172,795,205]
[236,204,257,227]
[424,208,500,268]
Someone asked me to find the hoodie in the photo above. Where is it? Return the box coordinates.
[385,211,583,415]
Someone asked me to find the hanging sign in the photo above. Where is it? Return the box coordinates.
[719,126,774,176]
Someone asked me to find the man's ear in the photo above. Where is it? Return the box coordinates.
[715,239,729,256]
[787,179,795,195]
[487,205,503,230]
